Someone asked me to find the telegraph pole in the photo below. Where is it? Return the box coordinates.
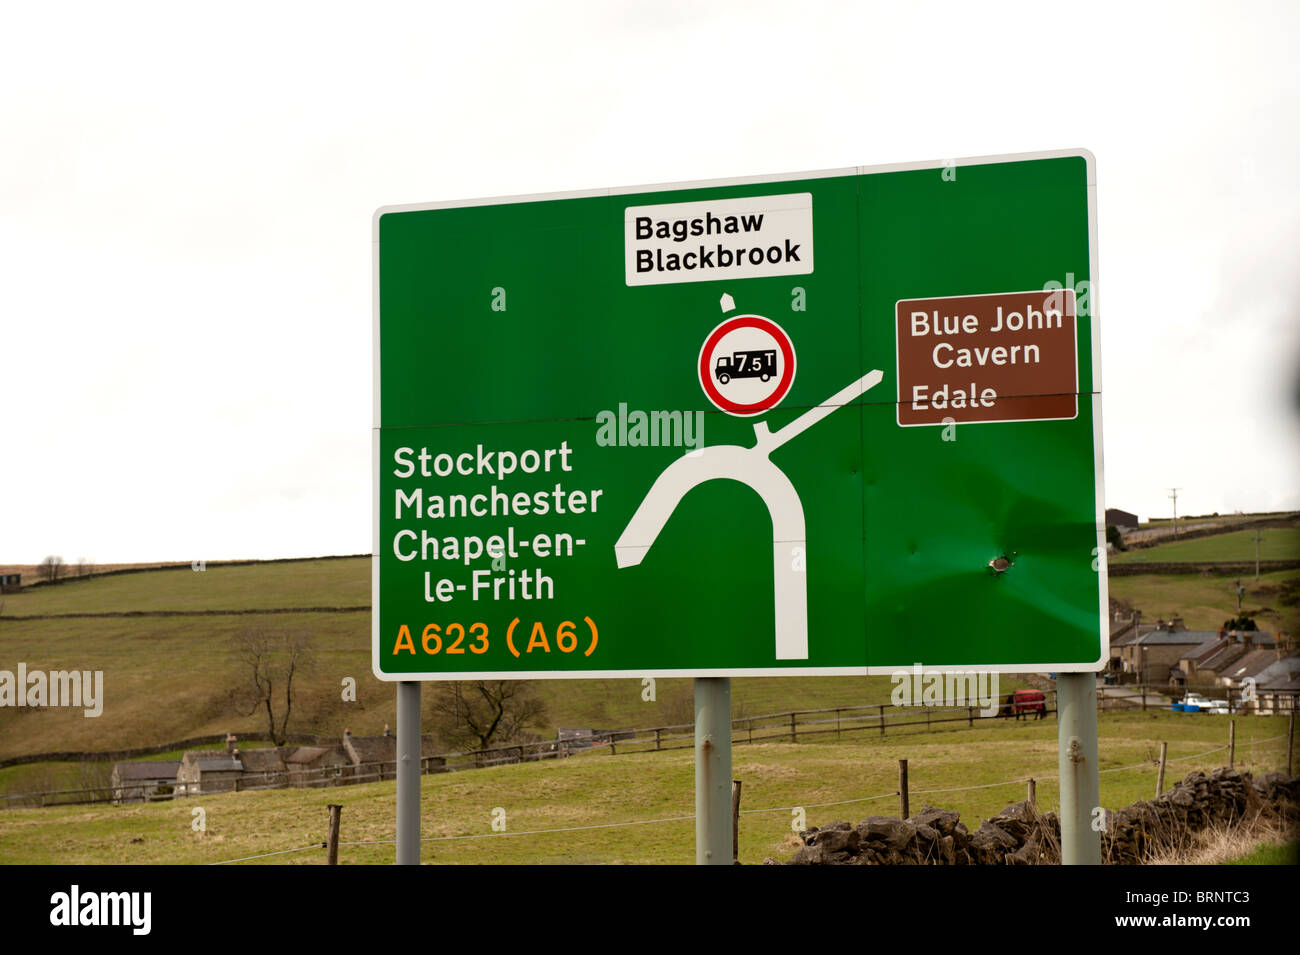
[1168,488,1182,537]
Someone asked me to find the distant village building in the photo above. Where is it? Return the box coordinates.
[1105,508,1139,532]
[284,745,349,785]
[176,753,243,795]
[110,761,181,804]
[0,573,21,594]
[1118,629,1217,684]
[171,731,443,795]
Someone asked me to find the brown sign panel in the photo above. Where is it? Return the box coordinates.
[895,289,1078,426]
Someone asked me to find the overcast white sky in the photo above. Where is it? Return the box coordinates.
[3,1,1298,564]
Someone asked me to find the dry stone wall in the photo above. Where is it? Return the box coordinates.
[775,768,1298,865]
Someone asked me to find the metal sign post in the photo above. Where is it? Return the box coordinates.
[694,677,733,864]
[1056,671,1101,864]
[396,680,421,865]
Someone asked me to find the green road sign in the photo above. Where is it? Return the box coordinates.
[372,150,1106,680]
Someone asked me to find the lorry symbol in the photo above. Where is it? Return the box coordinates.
[714,349,776,385]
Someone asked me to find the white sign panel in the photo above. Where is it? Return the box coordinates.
[624,192,814,286]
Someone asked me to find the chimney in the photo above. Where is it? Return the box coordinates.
[1243,631,1254,650]
[383,723,391,737]
[226,733,237,754]
[343,727,352,740]
[1170,616,1184,632]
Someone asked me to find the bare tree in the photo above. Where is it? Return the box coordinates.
[228,628,314,745]
[428,681,548,752]
[74,556,95,578]
[37,555,65,584]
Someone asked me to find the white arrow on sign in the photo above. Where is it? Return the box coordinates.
[615,369,884,660]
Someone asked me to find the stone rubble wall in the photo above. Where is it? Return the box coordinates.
[774,768,1299,865]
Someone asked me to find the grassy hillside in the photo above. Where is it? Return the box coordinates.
[0,710,1288,865]
[1114,527,1300,564]
[2,550,1291,765]
[2,559,1002,759]
[0,558,369,615]
[1108,569,1299,634]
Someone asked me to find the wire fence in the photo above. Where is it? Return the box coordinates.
[6,682,1295,810]
[203,731,1296,865]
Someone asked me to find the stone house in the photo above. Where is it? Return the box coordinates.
[176,753,243,795]
[284,745,350,786]
[342,729,442,780]
[1119,627,1218,684]
[110,761,181,804]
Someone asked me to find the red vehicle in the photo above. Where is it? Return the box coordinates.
[1000,689,1047,720]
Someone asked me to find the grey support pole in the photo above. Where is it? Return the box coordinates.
[1056,671,1101,864]
[695,677,732,865]
[396,680,421,865]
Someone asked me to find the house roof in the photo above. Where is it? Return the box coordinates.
[1111,628,1144,647]
[236,748,286,773]
[1134,630,1219,646]
[285,746,341,764]
[1254,655,1300,689]
[1180,638,1226,663]
[192,757,242,772]
[345,736,397,764]
[1199,644,1248,673]
[113,761,181,780]
[1223,649,1281,682]
[343,734,441,763]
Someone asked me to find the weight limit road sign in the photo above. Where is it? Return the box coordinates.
[373,149,1106,680]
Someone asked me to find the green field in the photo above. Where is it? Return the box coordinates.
[0,554,1290,762]
[1226,842,1300,865]
[1114,527,1300,564]
[0,710,1289,865]
[1107,569,1299,634]
[1,554,1295,865]
[0,558,370,616]
[2,559,1043,761]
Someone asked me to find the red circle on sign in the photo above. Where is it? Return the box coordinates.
[698,315,796,416]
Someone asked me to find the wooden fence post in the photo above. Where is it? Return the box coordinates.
[731,780,742,865]
[898,759,909,820]
[790,712,796,743]
[1289,711,1295,776]
[326,804,342,866]
[654,728,661,751]
[879,704,886,736]
[1155,741,1168,797]
[1228,720,1235,770]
